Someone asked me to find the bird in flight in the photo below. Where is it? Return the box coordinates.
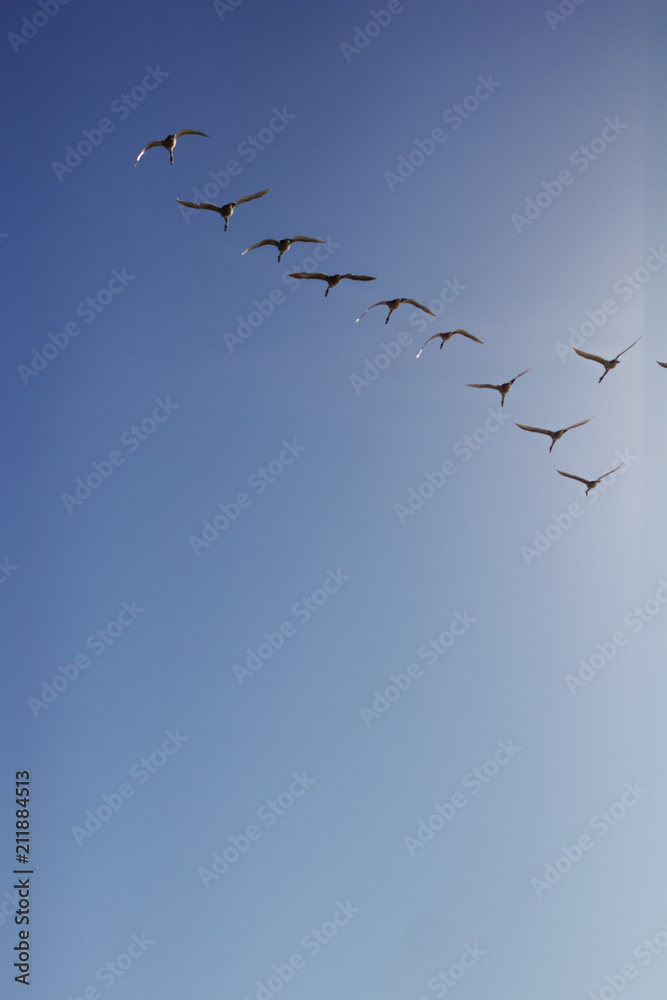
[288,272,376,296]
[135,130,209,165]
[416,329,483,358]
[515,417,592,452]
[242,236,325,262]
[356,298,435,325]
[557,465,622,495]
[573,338,641,382]
[176,189,270,231]
[467,368,532,407]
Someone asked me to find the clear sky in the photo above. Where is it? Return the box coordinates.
[1,1,666,998]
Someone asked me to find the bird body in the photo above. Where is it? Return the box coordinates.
[288,272,375,296]
[416,329,483,358]
[515,417,592,452]
[356,298,435,325]
[557,466,622,494]
[177,189,270,230]
[573,338,641,382]
[242,236,325,262]
[135,129,208,165]
[467,368,532,406]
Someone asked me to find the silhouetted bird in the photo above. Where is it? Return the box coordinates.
[242,236,325,263]
[356,298,435,325]
[288,272,375,296]
[135,130,208,165]
[467,368,532,407]
[177,189,270,230]
[557,466,622,495]
[573,338,641,382]
[515,417,592,452]
[416,329,483,358]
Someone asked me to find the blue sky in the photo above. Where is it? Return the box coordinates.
[1,0,666,998]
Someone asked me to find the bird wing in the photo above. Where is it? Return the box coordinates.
[598,465,622,480]
[415,334,444,358]
[290,236,326,244]
[515,423,551,436]
[453,329,484,343]
[341,274,376,281]
[242,239,279,254]
[399,298,435,316]
[658,361,667,368]
[288,273,328,281]
[557,470,589,485]
[234,188,271,205]
[467,383,498,390]
[573,348,607,365]
[561,417,593,432]
[134,140,163,164]
[174,129,209,139]
[176,200,220,211]
[616,337,641,359]
[511,368,533,381]
[355,302,385,322]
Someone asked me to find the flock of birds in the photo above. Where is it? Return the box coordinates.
[135,128,662,494]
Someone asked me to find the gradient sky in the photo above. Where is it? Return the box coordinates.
[1,1,666,998]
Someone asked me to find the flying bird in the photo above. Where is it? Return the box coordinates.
[242,236,325,262]
[467,368,532,407]
[288,272,376,296]
[573,338,641,382]
[416,329,483,358]
[556,466,622,495]
[134,130,209,165]
[515,417,592,452]
[176,189,270,230]
[356,298,435,325]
